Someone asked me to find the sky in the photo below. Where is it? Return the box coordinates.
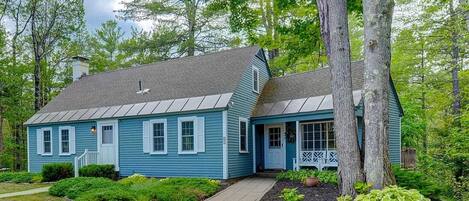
[84,0,153,36]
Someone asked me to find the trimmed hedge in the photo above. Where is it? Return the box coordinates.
[0,172,42,183]
[276,169,338,185]
[79,164,117,179]
[49,177,118,199]
[118,174,148,186]
[42,163,74,182]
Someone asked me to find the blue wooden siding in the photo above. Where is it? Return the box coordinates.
[226,52,270,178]
[388,86,401,164]
[119,111,223,178]
[28,122,97,172]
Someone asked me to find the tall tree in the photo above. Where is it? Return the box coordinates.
[118,0,232,57]
[362,0,396,188]
[316,0,363,196]
[29,0,85,111]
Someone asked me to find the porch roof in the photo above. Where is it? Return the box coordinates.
[253,61,364,118]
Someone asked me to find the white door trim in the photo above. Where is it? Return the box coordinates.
[97,120,119,171]
[264,124,286,170]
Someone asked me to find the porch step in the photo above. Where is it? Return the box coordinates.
[256,170,282,178]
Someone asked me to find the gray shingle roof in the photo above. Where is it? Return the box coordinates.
[39,46,260,114]
[253,61,364,117]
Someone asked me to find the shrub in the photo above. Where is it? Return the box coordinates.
[337,195,353,201]
[42,163,74,182]
[75,186,140,201]
[276,170,338,185]
[118,173,148,186]
[393,166,449,200]
[49,177,119,199]
[79,164,117,179]
[0,172,41,183]
[354,182,372,194]
[355,185,429,201]
[131,178,221,201]
[279,188,304,201]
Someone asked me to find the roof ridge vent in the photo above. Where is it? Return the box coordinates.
[136,80,150,95]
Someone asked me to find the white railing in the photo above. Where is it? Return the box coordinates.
[74,149,99,177]
[297,150,338,170]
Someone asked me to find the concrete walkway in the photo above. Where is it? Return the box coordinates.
[206,177,276,201]
[0,186,50,198]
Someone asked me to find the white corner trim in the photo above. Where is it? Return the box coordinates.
[27,127,30,172]
[295,121,300,171]
[177,116,198,154]
[42,127,53,156]
[58,126,72,155]
[399,116,402,163]
[283,122,287,170]
[252,66,260,94]
[239,117,249,153]
[222,111,228,179]
[252,124,256,173]
[149,119,168,155]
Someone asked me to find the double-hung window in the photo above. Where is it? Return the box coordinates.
[43,129,52,155]
[252,66,259,93]
[178,116,205,154]
[181,121,195,152]
[60,129,70,154]
[239,117,248,153]
[150,119,167,154]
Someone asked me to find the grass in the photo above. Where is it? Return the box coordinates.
[0,183,50,194]
[0,192,65,201]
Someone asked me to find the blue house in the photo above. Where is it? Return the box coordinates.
[25,46,403,179]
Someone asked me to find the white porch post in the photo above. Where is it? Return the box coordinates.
[295,121,300,170]
[252,124,256,173]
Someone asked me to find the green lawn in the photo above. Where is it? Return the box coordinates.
[0,192,65,201]
[0,183,50,194]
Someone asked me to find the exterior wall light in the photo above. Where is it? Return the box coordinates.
[91,126,97,135]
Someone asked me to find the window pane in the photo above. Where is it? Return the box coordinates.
[253,69,259,91]
[62,142,69,153]
[269,127,281,149]
[181,121,194,151]
[44,142,51,153]
[153,123,165,152]
[240,121,247,151]
[43,131,51,153]
[102,126,113,144]
[61,130,69,141]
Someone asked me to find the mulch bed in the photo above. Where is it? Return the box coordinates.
[260,180,339,201]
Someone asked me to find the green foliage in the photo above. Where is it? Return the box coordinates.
[79,164,117,180]
[0,172,41,183]
[336,195,353,201]
[49,177,118,199]
[276,170,338,185]
[118,173,148,186]
[354,182,372,194]
[279,188,304,201]
[355,186,429,201]
[75,186,140,201]
[131,178,221,201]
[393,165,449,200]
[41,163,74,182]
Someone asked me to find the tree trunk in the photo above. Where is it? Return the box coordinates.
[0,111,3,153]
[450,32,460,116]
[316,0,364,196]
[362,0,396,189]
[186,0,196,56]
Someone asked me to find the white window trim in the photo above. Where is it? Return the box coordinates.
[42,127,53,156]
[252,66,260,93]
[58,126,72,156]
[239,117,249,153]
[178,116,198,154]
[149,119,168,155]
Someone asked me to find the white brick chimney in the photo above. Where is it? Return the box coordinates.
[71,56,89,81]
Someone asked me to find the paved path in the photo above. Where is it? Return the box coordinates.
[206,177,276,201]
[0,186,50,198]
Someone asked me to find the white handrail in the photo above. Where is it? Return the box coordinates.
[74,149,99,177]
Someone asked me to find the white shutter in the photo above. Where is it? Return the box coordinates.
[36,129,43,155]
[143,121,150,153]
[70,127,76,154]
[197,117,205,152]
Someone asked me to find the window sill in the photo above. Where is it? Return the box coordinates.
[253,90,259,94]
[178,151,197,155]
[150,152,167,155]
[239,151,249,154]
[41,153,52,156]
[59,153,72,156]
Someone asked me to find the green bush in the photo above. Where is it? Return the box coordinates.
[49,177,119,199]
[0,172,41,183]
[279,188,304,201]
[42,163,74,182]
[75,186,140,201]
[355,185,429,201]
[79,164,117,179]
[118,173,148,186]
[276,170,338,185]
[393,166,449,200]
[131,178,221,201]
[354,182,372,194]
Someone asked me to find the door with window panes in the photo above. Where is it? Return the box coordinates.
[264,124,285,169]
[98,121,117,166]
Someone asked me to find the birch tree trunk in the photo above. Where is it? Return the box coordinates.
[363,0,396,189]
[316,0,364,196]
